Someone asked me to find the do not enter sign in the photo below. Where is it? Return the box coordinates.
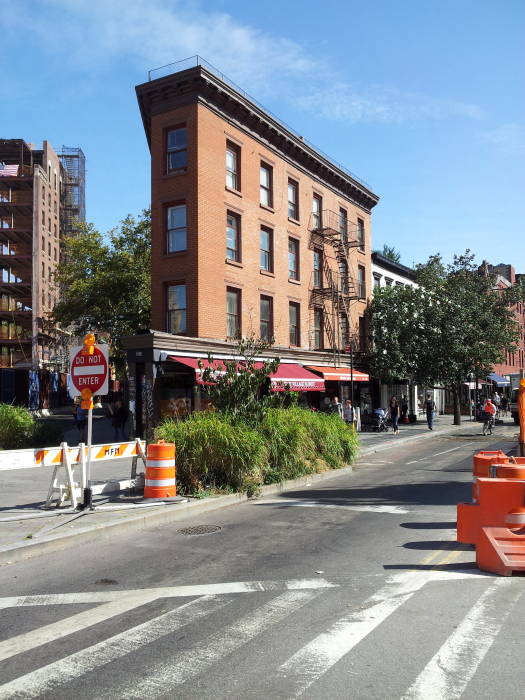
[69,344,109,396]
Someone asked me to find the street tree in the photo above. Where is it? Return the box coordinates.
[369,251,524,424]
[52,210,151,374]
[380,245,401,263]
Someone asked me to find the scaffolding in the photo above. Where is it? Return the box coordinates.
[59,146,86,235]
[308,209,363,367]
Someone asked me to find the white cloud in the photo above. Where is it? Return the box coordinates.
[0,0,484,124]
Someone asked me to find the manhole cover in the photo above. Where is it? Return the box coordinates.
[177,525,222,536]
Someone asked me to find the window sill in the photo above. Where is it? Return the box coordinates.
[288,217,300,226]
[164,168,188,178]
[260,204,275,213]
[163,250,188,257]
[357,247,366,254]
[260,269,275,278]
[288,277,301,285]
[225,187,242,198]
[226,258,243,268]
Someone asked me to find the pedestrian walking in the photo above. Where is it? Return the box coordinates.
[329,396,344,418]
[424,393,436,430]
[500,395,508,417]
[73,400,88,444]
[107,399,129,442]
[343,399,354,426]
[389,396,400,434]
[401,394,409,423]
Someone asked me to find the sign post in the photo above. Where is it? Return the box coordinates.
[69,334,109,509]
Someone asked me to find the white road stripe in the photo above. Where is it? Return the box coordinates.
[0,592,160,663]
[401,579,523,700]
[276,570,431,697]
[0,595,232,700]
[260,499,410,514]
[430,443,475,457]
[0,578,336,609]
[119,589,322,698]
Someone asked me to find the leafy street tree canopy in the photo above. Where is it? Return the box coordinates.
[52,210,151,372]
[369,251,525,424]
[380,244,401,263]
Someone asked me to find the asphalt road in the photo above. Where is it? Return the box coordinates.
[0,425,523,699]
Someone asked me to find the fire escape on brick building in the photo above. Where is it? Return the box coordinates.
[308,209,364,369]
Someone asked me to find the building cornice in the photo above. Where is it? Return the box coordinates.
[136,66,379,213]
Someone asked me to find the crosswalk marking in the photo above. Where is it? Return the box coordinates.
[275,570,429,698]
[401,579,524,700]
[0,577,335,610]
[118,589,322,698]
[0,592,160,663]
[0,595,231,700]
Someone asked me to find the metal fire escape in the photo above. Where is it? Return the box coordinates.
[308,209,361,367]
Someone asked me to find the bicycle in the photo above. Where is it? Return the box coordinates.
[482,413,495,436]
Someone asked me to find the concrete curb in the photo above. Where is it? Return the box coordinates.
[0,420,516,567]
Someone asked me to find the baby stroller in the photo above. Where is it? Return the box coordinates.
[373,411,389,432]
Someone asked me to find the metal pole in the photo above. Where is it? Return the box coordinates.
[350,339,354,407]
[83,407,93,509]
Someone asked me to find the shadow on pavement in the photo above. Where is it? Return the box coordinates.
[276,480,471,507]
[402,540,469,551]
[383,561,481,572]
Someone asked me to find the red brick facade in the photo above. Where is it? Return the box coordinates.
[137,65,379,356]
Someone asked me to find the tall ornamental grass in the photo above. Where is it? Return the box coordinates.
[155,412,267,495]
[155,407,359,495]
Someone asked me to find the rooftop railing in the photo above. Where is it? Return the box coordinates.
[147,55,372,191]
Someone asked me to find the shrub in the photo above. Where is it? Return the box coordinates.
[0,404,35,449]
[260,408,359,483]
[155,412,267,495]
[30,420,64,448]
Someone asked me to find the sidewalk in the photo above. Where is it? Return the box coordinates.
[0,412,518,566]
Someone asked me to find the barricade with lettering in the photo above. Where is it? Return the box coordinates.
[0,439,146,508]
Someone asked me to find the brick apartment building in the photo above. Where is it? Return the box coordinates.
[484,262,525,389]
[126,58,379,435]
[0,139,85,406]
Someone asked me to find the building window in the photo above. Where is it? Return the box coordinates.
[48,194,51,209]
[357,217,365,250]
[289,302,300,346]
[42,262,45,278]
[48,242,51,256]
[54,248,57,262]
[166,126,187,171]
[313,249,322,288]
[226,212,241,262]
[260,295,273,342]
[42,235,45,250]
[373,274,381,288]
[41,211,45,225]
[288,179,299,220]
[339,207,348,243]
[260,163,273,207]
[359,316,366,351]
[385,277,393,287]
[358,265,366,299]
[312,193,322,230]
[225,141,240,191]
[166,284,187,334]
[313,307,323,349]
[288,237,299,280]
[260,226,273,272]
[166,204,187,253]
[226,288,241,339]
[48,218,51,232]
[54,224,57,236]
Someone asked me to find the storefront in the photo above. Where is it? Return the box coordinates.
[305,365,370,414]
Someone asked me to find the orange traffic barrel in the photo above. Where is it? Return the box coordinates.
[144,441,176,498]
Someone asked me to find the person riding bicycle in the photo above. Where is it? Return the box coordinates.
[482,398,497,434]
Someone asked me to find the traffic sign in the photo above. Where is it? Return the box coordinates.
[69,344,109,397]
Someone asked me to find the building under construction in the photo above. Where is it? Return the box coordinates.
[0,139,85,407]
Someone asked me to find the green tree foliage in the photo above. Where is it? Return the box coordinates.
[381,245,401,263]
[198,336,281,425]
[52,210,151,373]
[369,251,524,424]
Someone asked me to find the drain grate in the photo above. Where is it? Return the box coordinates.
[177,525,222,536]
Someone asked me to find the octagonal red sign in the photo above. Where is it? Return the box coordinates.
[70,345,109,395]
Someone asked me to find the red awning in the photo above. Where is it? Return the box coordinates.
[306,365,370,382]
[167,356,325,392]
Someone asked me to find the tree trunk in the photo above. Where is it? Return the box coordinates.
[452,382,462,426]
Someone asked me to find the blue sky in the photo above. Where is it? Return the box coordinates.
[1,0,524,270]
